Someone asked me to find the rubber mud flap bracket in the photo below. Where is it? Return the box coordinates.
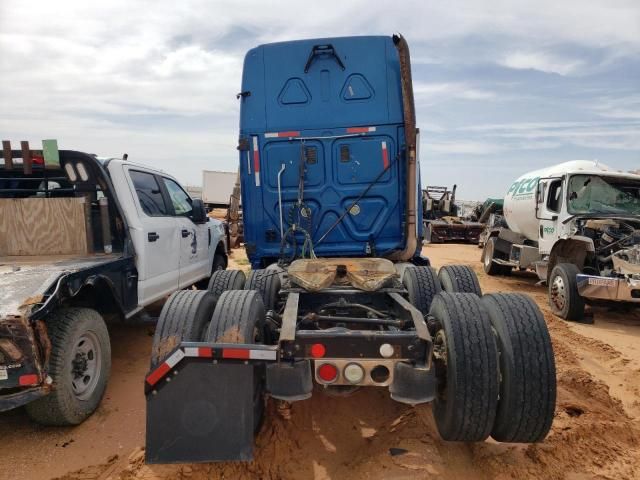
[389,362,436,405]
[266,360,313,402]
[146,361,254,463]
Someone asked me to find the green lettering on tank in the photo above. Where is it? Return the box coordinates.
[506,176,540,199]
[543,226,555,235]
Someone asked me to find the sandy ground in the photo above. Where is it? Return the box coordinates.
[1,244,639,480]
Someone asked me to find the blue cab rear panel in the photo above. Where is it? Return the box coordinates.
[238,36,420,268]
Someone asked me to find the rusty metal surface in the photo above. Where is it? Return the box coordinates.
[0,254,118,317]
[288,258,397,292]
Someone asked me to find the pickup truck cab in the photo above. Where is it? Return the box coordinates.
[0,145,226,424]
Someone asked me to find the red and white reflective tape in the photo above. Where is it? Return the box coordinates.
[145,348,185,386]
[145,346,278,387]
[346,126,376,134]
[222,348,277,361]
[264,131,301,138]
[252,136,260,187]
[381,141,389,169]
[183,346,214,358]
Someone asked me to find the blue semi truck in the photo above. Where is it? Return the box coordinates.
[145,35,556,463]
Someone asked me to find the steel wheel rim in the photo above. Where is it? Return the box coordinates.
[550,275,566,311]
[484,241,494,268]
[71,331,102,400]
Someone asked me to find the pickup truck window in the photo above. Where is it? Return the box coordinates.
[130,170,168,216]
[162,177,193,216]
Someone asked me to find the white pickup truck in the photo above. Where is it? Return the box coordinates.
[0,144,226,424]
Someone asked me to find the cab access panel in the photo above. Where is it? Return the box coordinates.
[238,36,411,268]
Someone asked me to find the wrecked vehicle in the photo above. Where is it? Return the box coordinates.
[423,185,483,244]
[0,141,226,424]
[482,160,640,321]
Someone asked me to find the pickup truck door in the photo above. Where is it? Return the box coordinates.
[126,168,180,304]
[159,176,211,288]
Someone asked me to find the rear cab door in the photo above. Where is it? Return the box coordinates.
[158,175,211,288]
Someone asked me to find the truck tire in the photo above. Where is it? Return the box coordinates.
[549,263,585,321]
[482,237,511,276]
[245,269,281,311]
[205,290,266,432]
[207,269,246,298]
[482,293,556,442]
[25,308,111,426]
[150,290,217,369]
[402,266,441,316]
[429,292,499,442]
[438,265,482,296]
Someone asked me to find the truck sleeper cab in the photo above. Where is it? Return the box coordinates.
[145,35,556,464]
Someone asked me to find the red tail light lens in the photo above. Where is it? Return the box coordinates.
[310,343,326,358]
[317,363,338,383]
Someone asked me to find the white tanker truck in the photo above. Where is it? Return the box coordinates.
[482,160,640,322]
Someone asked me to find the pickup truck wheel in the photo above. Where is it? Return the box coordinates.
[429,292,499,441]
[213,253,227,271]
[438,265,482,296]
[206,290,266,433]
[245,269,281,311]
[195,254,227,289]
[402,266,441,317]
[549,263,585,321]
[207,269,246,298]
[482,293,556,442]
[25,308,111,426]
[150,290,217,369]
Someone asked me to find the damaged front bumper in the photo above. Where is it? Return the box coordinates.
[576,274,640,302]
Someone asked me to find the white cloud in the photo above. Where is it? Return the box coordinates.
[500,52,584,75]
[0,0,638,189]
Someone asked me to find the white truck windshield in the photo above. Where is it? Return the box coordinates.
[568,174,640,216]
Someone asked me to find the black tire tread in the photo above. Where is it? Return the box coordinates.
[245,269,281,311]
[402,266,441,316]
[439,265,483,296]
[25,308,110,426]
[206,290,264,342]
[150,290,216,368]
[430,292,498,442]
[482,293,556,442]
[207,269,246,298]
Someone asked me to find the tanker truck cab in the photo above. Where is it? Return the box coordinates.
[145,34,557,464]
[483,160,640,322]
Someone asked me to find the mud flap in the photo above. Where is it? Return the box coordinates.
[146,360,254,463]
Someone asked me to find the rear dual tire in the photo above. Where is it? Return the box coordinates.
[429,292,556,443]
[206,290,266,433]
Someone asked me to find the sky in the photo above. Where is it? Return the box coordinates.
[1,0,638,200]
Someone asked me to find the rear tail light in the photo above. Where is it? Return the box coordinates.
[310,343,326,358]
[343,363,364,384]
[317,363,338,383]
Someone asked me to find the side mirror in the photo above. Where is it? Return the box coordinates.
[191,199,207,224]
